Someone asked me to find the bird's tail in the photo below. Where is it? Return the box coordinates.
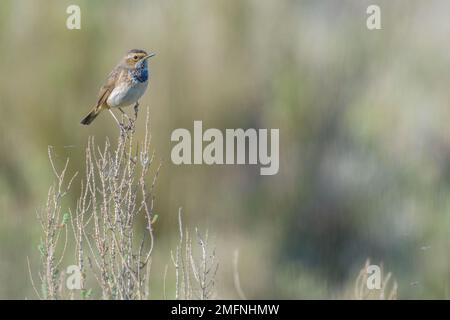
[80,108,100,125]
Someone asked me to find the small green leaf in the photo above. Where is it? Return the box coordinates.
[41,282,48,299]
[38,243,45,257]
[81,288,93,299]
[62,212,70,225]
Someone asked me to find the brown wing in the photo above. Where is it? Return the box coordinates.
[94,67,122,110]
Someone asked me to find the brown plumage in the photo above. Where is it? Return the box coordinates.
[81,49,154,125]
[80,67,121,125]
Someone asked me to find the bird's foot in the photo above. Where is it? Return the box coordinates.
[117,107,137,133]
[134,102,139,120]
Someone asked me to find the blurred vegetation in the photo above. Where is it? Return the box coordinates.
[2,0,450,299]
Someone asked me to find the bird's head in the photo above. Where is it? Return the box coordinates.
[123,49,155,68]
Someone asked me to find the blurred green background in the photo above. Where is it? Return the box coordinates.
[2,0,450,299]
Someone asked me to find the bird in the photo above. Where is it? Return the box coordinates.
[81,49,155,125]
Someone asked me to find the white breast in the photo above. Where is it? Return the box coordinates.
[107,81,148,108]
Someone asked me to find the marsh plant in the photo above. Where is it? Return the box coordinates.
[30,108,218,300]
[29,107,392,300]
[352,259,397,300]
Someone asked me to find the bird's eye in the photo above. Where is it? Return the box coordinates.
[133,55,139,60]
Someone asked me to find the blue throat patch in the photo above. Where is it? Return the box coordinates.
[131,60,149,83]
[131,67,148,83]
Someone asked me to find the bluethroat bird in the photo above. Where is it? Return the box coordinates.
[81,49,155,125]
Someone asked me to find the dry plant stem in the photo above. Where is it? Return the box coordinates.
[171,208,218,300]
[353,259,398,300]
[27,256,42,300]
[233,250,247,300]
[84,107,157,299]
[36,107,160,300]
[36,107,218,300]
[163,264,169,300]
[37,149,78,300]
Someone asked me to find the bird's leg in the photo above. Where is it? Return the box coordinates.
[118,107,133,131]
[109,109,125,132]
[133,102,139,120]
[118,107,131,121]
[124,102,139,132]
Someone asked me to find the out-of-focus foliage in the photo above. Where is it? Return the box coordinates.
[1,0,450,299]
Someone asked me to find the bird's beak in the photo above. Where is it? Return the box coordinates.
[143,53,156,60]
